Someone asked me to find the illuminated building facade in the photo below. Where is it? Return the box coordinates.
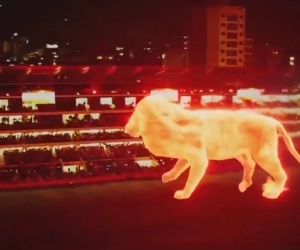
[2,34,29,63]
[206,5,245,67]
[244,38,254,66]
[188,5,246,68]
[11,34,28,63]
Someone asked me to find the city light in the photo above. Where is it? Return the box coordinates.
[46,44,58,48]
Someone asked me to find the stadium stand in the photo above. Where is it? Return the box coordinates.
[0,65,299,189]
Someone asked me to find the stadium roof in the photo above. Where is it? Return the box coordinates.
[0,65,299,90]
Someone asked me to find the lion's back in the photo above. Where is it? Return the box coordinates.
[196,110,277,159]
[140,104,203,158]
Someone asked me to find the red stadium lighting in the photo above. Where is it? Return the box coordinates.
[107,66,116,75]
[133,67,142,74]
[82,66,89,74]
[55,67,61,74]
[26,67,32,75]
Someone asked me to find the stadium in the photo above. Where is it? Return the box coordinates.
[1,65,300,250]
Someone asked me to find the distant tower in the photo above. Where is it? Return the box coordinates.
[11,33,28,63]
[188,4,246,68]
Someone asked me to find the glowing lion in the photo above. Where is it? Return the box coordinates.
[125,96,300,200]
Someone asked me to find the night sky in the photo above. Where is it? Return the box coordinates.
[1,0,299,54]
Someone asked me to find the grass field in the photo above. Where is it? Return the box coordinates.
[1,167,300,250]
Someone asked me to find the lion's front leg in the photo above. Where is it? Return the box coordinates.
[162,159,189,183]
[235,153,256,193]
[174,150,208,200]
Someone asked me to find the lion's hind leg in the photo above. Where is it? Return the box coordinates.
[253,149,287,199]
[162,159,189,183]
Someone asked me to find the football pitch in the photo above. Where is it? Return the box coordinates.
[1,168,300,250]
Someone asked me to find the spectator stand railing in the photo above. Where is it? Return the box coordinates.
[0,138,143,149]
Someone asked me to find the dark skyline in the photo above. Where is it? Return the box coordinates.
[1,0,300,54]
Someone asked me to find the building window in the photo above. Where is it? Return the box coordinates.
[221,58,225,62]
[221,23,226,27]
[239,59,243,62]
[221,41,226,45]
[227,32,238,39]
[227,23,238,30]
[239,50,243,54]
[226,58,237,65]
[226,15,238,22]
[221,32,226,36]
[226,41,238,47]
[220,50,225,53]
[239,32,244,37]
[221,14,226,18]
[226,50,238,56]
[239,15,244,19]
[239,41,243,45]
[239,24,244,28]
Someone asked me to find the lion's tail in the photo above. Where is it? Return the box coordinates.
[276,122,300,164]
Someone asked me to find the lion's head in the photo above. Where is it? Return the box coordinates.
[125,96,192,139]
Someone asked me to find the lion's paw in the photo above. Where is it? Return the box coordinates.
[174,190,190,200]
[262,180,283,199]
[162,172,174,183]
[238,180,252,193]
[262,191,280,199]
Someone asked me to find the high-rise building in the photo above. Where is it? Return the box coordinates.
[3,34,29,63]
[11,34,28,62]
[188,5,247,68]
[207,6,245,67]
[244,38,254,66]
